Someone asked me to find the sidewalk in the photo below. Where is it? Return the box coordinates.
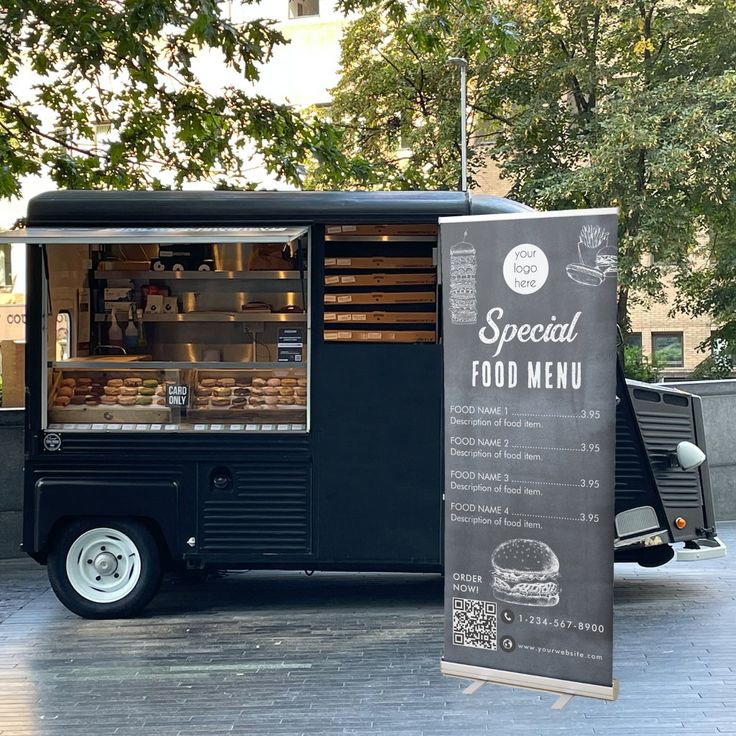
[0,523,734,735]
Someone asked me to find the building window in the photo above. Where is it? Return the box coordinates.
[626,332,642,350]
[652,332,684,367]
[289,0,319,18]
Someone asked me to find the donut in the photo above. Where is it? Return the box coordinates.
[155,398,166,406]
[141,378,158,388]
[211,397,230,407]
[120,387,138,396]
[264,395,279,405]
[276,397,291,405]
[297,378,307,387]
[107,379,124,388]
[231,397,247,407]
[60,378,76,388]
[263,387,279,396]
[249,396,265,405]
[214,387,232,397]
[294,396,307,406]
[74,387,90,396]
[70,395,87,405]
[138,387,155,396]
[104,386,121,396]
[195,397,209,408]
[76,378,93,386]
[217,378,236,387]
[123,377,143,387]
[294,387,307,397]
[89,385,105,396]
[84,398,100,406]
[233,387,249,397]
[236,381,249,387]
[101,395,117,405]
[118,396,137,406]
[281,378,297,387]
[155,387,165,397]
[201,378,217,388]
[252,378,267,387]
[53,396,71,407]
[58,387,73,398]
[279,387,295,397]
[266,378,281,387]
[135,396,153,406]
[249,386,264,396]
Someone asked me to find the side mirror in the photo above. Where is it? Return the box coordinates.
[675,441,706,471]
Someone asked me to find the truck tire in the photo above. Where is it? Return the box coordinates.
[48,518,162,619]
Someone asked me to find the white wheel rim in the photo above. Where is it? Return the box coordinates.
[65,527,142,604]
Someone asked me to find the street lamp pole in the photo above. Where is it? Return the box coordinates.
[448,56,468,191]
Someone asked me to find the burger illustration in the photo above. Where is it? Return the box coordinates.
[490,538,560,607]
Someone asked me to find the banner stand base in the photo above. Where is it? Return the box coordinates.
[442,660,619,707]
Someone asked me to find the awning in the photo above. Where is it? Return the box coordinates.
[0,226,309,244]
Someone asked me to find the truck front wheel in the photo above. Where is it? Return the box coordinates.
[48,518,162,619]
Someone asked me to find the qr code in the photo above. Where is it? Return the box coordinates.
[452,598,497,650]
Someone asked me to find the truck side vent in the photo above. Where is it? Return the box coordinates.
[634,410,702,509]
[200,463,311,554]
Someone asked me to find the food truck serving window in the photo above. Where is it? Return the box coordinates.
[1,227,310,434]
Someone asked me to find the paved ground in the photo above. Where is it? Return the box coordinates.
[0,523,734,736]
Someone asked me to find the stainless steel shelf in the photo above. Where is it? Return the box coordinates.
[94,312,306,323]
[51,361,303,371]
[324,235,437,242]
[93,270,303,281]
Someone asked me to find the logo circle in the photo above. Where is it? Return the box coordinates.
[502,243,548,295]
[43,433,62,452]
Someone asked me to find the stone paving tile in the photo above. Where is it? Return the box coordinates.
[0,522,734,735]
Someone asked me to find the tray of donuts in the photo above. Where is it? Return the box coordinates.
[49,372,172,422]
[189,370,307,418]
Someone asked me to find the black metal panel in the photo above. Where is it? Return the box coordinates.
[26,190,530,228]
[312,342,443,566]
[198,462,312,556]
[628,385,706,539]
[46,432,311,457]
[27,463,189,560]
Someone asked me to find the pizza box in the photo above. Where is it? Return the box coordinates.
[324,330,436,343]
[324,257,433,269]
[324,311,436,324]
[325,273,436,287]
[324,292,436,305]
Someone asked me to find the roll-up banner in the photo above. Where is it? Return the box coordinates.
[440,209,619,701]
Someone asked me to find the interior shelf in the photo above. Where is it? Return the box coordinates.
[94,312,306,323]
[93,270,303,281]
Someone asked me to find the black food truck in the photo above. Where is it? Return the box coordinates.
[1,190,726,618]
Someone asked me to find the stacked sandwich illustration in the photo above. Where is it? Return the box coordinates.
[490,538,560,607]
[449,233,477,324]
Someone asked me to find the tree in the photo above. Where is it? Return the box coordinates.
[308,0,517,190]
[0,0,352,197]
[331,0,736,332]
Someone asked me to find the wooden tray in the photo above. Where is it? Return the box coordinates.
[49,405,171,423]
[187,408,306,422]
[324,292,436,305]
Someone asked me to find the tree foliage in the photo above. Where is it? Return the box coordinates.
[0,0,352,196]
[310,1,516,189]
[329,0,736,332]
